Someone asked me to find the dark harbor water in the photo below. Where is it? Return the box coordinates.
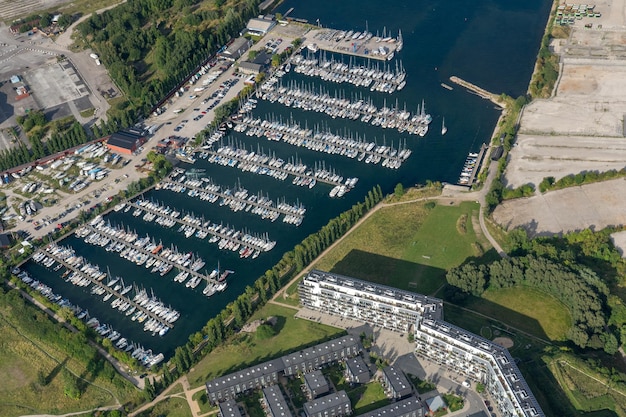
[24,0,551,358]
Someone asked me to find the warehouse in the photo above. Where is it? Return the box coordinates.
[105,129,146,155]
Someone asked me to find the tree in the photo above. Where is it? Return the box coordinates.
[256,324,276,340]
[271,54,281,67]
[57,14,72,28]
[394,183,405,197]
[40,13,51,28]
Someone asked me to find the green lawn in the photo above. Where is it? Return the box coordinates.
[192,390,216,414]
[351,382,390,415]
[135,397,192,417]
[187,304,345,388]
[313,201,486,296]
[467,287,571,341]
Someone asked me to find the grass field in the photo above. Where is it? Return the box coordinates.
[0,300,139,417]
[466,287,572,341]
[135,397,192,417]
[351,382,390,415]
[187,304,344,388]
[313,201,487,295]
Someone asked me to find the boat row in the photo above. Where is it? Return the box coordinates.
[232,114,412,169]
[258,80,431,136]
[289,52,406,92]
[458,152,480,186]
[39,243,179,330]
[160,172,306,225]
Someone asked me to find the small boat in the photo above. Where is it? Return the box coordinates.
[441,118,447,136]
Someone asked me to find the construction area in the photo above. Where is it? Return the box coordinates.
[493,0,626,238]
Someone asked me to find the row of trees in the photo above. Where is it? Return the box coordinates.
[158,185,385,388]
[77,0,261,115]
[539,168,626,193]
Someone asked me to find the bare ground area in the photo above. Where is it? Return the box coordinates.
[496,0,626,236]
[493,177,626,237]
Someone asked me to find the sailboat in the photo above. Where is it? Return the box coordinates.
[441,117,447,136]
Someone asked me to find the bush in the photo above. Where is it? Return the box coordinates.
[256,324,276,340]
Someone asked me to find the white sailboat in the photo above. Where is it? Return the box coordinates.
[441,117,447,136]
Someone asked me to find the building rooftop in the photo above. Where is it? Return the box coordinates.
[382,366,411,397]
[304,270,443,320]
[303,390,351,416]
[420,318,544,417]
[247,17,276,34]
[106,130,144,150]
[425,396,445,412]
[219,399,243,417]
[281,335,359,369]
[303,370,329,395]
[222,37,251,61]
[205,358,284,394]
[359,396,424,417]
[345,356,369,380]
[263,385,293,417]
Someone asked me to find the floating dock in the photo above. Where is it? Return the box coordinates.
[305,27,403,62]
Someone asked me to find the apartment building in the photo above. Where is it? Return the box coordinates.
[344,356,370,384]
[299,270,443,333]
[359,396,425,417]
[303,390,352,417]
[262,385,293,417]
[381,366,412,399]
[303,370,330,399]
[299,270,545,417]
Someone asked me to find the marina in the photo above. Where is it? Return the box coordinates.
[232,114,412,169]
[457,144,488,186]
[258,78,432,136]
[158,170,306,225]
[201,142,358,195]
[289,51,407,93]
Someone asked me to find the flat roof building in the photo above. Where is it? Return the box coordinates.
[303,390,351,417]
[345,356,370,384]
[239,61,263,75]
[106,129,146,155]
[381,366,412,399]
[359,396,424,417]
[303,370,330,399]
[262,385,293,417]
[299,270,443,333]
[219,400,243,417]
[246,17,276,36]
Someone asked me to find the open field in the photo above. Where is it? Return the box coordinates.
[493,178,626,237]
[0,299,137,417]
[549,355,626,416]
[497,6,626,237]
[467,287,572,341]
[186,303,345,388]
[135,397,192,417]
[313,201,488,295]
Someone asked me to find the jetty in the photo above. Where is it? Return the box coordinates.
[232,115,411,169]
[457,144,489,187]
[39,243,176,330]
[449,76,503,107]
[203,143,355,190]
[160,173,306,225]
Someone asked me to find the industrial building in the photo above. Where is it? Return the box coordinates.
[299,270,545,417]
[303,391,351,417]
[246,17,276,36]
[105,129,146,155]
[221,37,252,62]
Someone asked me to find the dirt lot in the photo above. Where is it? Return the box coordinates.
[496,0,626,237]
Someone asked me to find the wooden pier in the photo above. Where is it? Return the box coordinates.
[466,144,489,187]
